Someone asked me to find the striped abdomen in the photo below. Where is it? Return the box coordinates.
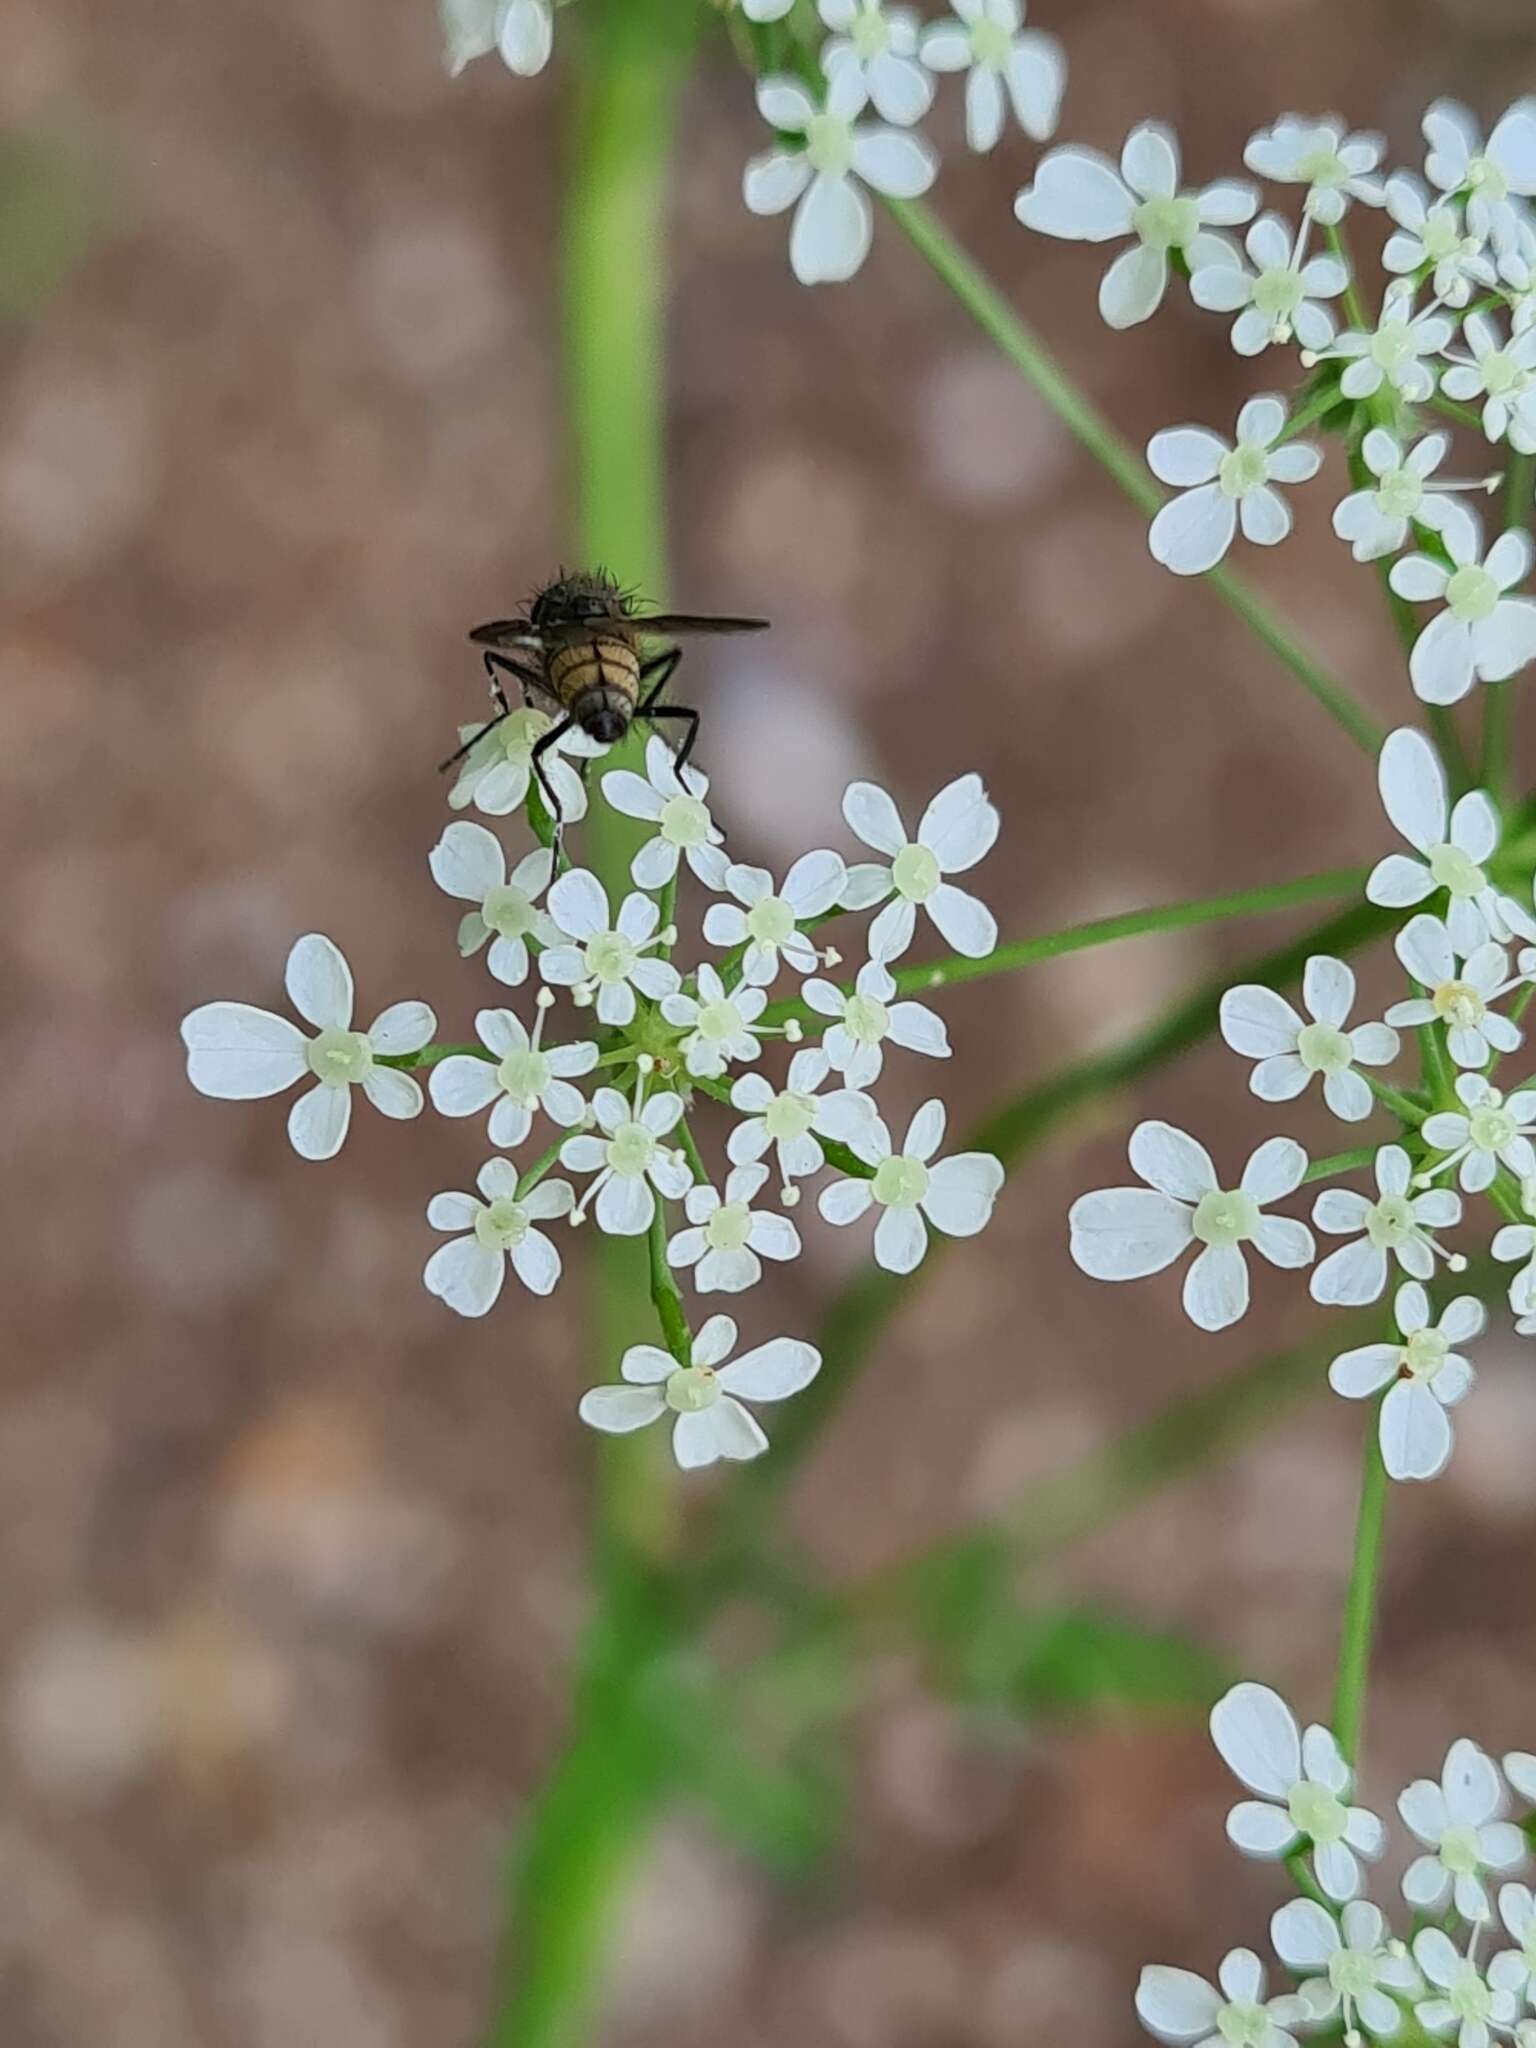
[547,634,641,713]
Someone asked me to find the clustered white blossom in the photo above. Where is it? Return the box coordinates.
[1141,1686,1536,2048]
[180,704,1005,1468]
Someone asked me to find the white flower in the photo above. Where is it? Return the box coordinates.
[1219,957,1398,1124]
[919,0,1064,155]
[423,1159,573,1315]
[1367,727,1517,955]
[577,1314,820,1469]
[428,822,556,987]
[1243,115,1386,225]
[1147,395,1321,578]
[1189,213,1347,355]
[1422,98,1536,253]
[1422,1073,1536,1193]
[743,71,936,287]
[1135,1949,1307,2048]
[1400,1739,1529,1923]
[839,772,998,961]
[661,962,774,1079]
[728,1048,878,1188]
[1413,1930,1521,2048]
[1387,916,1521,1067]
[180,933,434,1163]
[600,734,729,892]
[818,0,933,129]
[1440,313,1536,448]
[703,851,847,986]
[802,957,949,1087]
[538,869,681,1028]
[439,0,551,77]
[1068,1122,1313,1333]
[428,995,597,1148]
[558,1081,691,1236]
[446,705,595,822]
[667,1163,802,1294]
[1210,1682,1385,1903]
[1330,1282,1484,1483]
[1270,1899,1420,2039]
[1309,1144,1463,1306]
[1382,175,1497,307]
[1389,518,1536,705]
[1014,123,1257,329]
[1310,281,1454,404]
[819,1098,1003,1273]
[1332,431,1487,565]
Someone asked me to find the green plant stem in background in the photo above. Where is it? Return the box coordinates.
[486,6,701,2045]
[1331,1415,1389,1764]
[1485,450,1535,796]
[882,197,1385,757]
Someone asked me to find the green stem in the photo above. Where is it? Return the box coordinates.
[1306,1146,1379,1182]
[759,865,1370,1028]
[676,1114,710,1186]
[1484,450,1534,795]
[648,1202,693,1363]
[1331,1416,1389,1764]
[882,196,1383,756]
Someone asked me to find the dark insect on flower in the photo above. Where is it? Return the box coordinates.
[442,569,768,853]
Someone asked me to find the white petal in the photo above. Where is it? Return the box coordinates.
[1271,1898,1340,1970]
[873,1203,929,1273]
[1014,146,1134,241]
[918,773,998,873]
[1129,1120,1217,1200]
[1183,1242,1249,1330]
[1068,1188,1193,1278]
[367,1000,436,1055]
[1380,1380,1454,1481]
[1367,854,1436,908]
[1410,612,1477,706]
[578,1386,665,1435]
[744,148,814,217]
[1004,31,1064,141]
[1251,1214,1314,1269]
[926,883,997,957]
[1227,1800,1301,1856]
[428,1190,480,1230]
[180,1003,308,1100]
[595,1172,653,1236]
[868,894,918,961]
[1135,1967,1222,2043]
[1121,120,1178,199]
[842,780,906,856]
[1220,983,1303,1058]
[285,933,354,1032]
[1211,1682,1303,1797]
[429,1056,503,1118]
[1329,1344,1400,1398]
[498,0,552,75]
[287,1082,352,1161]
[964,65,1005,153]
[548,868,609,941]
[424,1236,505,1317]
[1390,554,1451,602]
[922,1152,1005,1237]
[1310,1238,1387,1307]
[1147,427,1227,488]
[361,1066,423,1120]
[1303,956,1354,1029]
[1250,1054,1310,1102]
[1241,1135,1306,1204]
[673,1396,768,1469]
[1149,484,1237,576]
[756,75,817,130]
[429,819,505,900]
[1313,1840,1362,1903]
[1445,1738,1503,1827]
[1239,485,1292,547]
[819,1178,875,1227]
[1471,597,1536,682]
[790,172,873,285]
[718,1338,820,1402]
[1099,242,1169,327]
[1396,913,1455,987]
[848,127,937,199]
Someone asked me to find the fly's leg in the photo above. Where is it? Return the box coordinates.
[635,646,682,713]
[438,653,544,774]
[641,703,701,782]
[530,715,577,870]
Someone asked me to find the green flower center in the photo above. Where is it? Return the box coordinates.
[1447,565,1499,622]
[849,7,889,58]
[1297,143,1348,188]
[698,997,745,1044]
[844,992,890,1044]
[1329,1949,1380,2000]
[658,792,711,848]
[804,112,853,178]
[1192,1188,1260,1247]
[1481,348,1524,397]
[306,1028,373,1086]
[497,1046,550,1104]
[873,1153,929,1209]
[1448,1963,1493,2025]
[606,1120,656,1177]
[763,1091,817,1143]
[1296,1021,1352,1074]
[704,1201,753,1252]
[1366,1193,1416,1248]
[1432,979,1486,1030]
[1440,1822,1484,1877]
[1468,155,1509,202]
[491,707,551,764]
[1252,265,1306,322]
[745,894,796,948]
[1216,1999,1270,2048]
[1428,843,1485,897]
[1288,1780,1348,1844]
[1370,320,1413,369]
[474,1196,529,1251]
[1421,210,1464,261]
[585,931,637,984]
[1132,193,1199,253]
[1219,444,1270,497]
[1469,1103,1516,1154]
[664,1364,719,1414]
[481,883,536,939]
[969,16,1011,66]
[1377,466,1424,520]
[892,841,941,902]
[1403,1328,1450,1381]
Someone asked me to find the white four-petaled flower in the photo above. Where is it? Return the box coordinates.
[429,821,556,987]
[744,71,937,286]
[1332,431,1483,565]
[667,1163,802,1294]
[539,868,681,1027]
[1135,1949,1307,2048]
[1015,123,1257,329]
[1219,956,1398,1123]
[559,1082,691,1236]
[840,772,998,961]
[661,962,774,1079]
[1330,1281,1483,1482]
[729,1047,878,1186]
[1382,176,1497,307]
[1368,727,1517,955]
[1189,213,1347,356]
[703,851,847,985]
[1315,280,1455,404]
[1147,396,1321,577]
[577,1315,820,1469]
[446,706,594,822]
[1413,1930,1520,2048]
[819,0,933,129]
[802,957,949,1086]
[1399,1739,1528,1922]
[1270,1898,1420,2039]
[1387,916,1520,1067]
[1422,97,1536,253]
[1389,517,1536,706]
[1309,1143,1463,1306]
[1067,1122,1314,1332]
[1209,1682,1385,1902]
[180,934,435,1162]
[818,1098,1004,1273]
[1422,1073,1536,1193]
[423,1159,573,1315]
[427,995,597,1148]
[1243,115,1385,224]
[919,0,1065,155]
[600,734,729,892]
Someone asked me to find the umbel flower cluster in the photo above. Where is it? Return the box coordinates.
[1143,1683,1536,2048]
[179,703,1006,1468]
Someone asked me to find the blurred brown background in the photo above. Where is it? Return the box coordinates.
[4,0,1536,2041]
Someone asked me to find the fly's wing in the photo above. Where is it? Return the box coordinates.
[468,619,545,654]
[627,612,770,636]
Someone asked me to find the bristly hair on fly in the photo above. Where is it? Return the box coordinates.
[524,567,642,623]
